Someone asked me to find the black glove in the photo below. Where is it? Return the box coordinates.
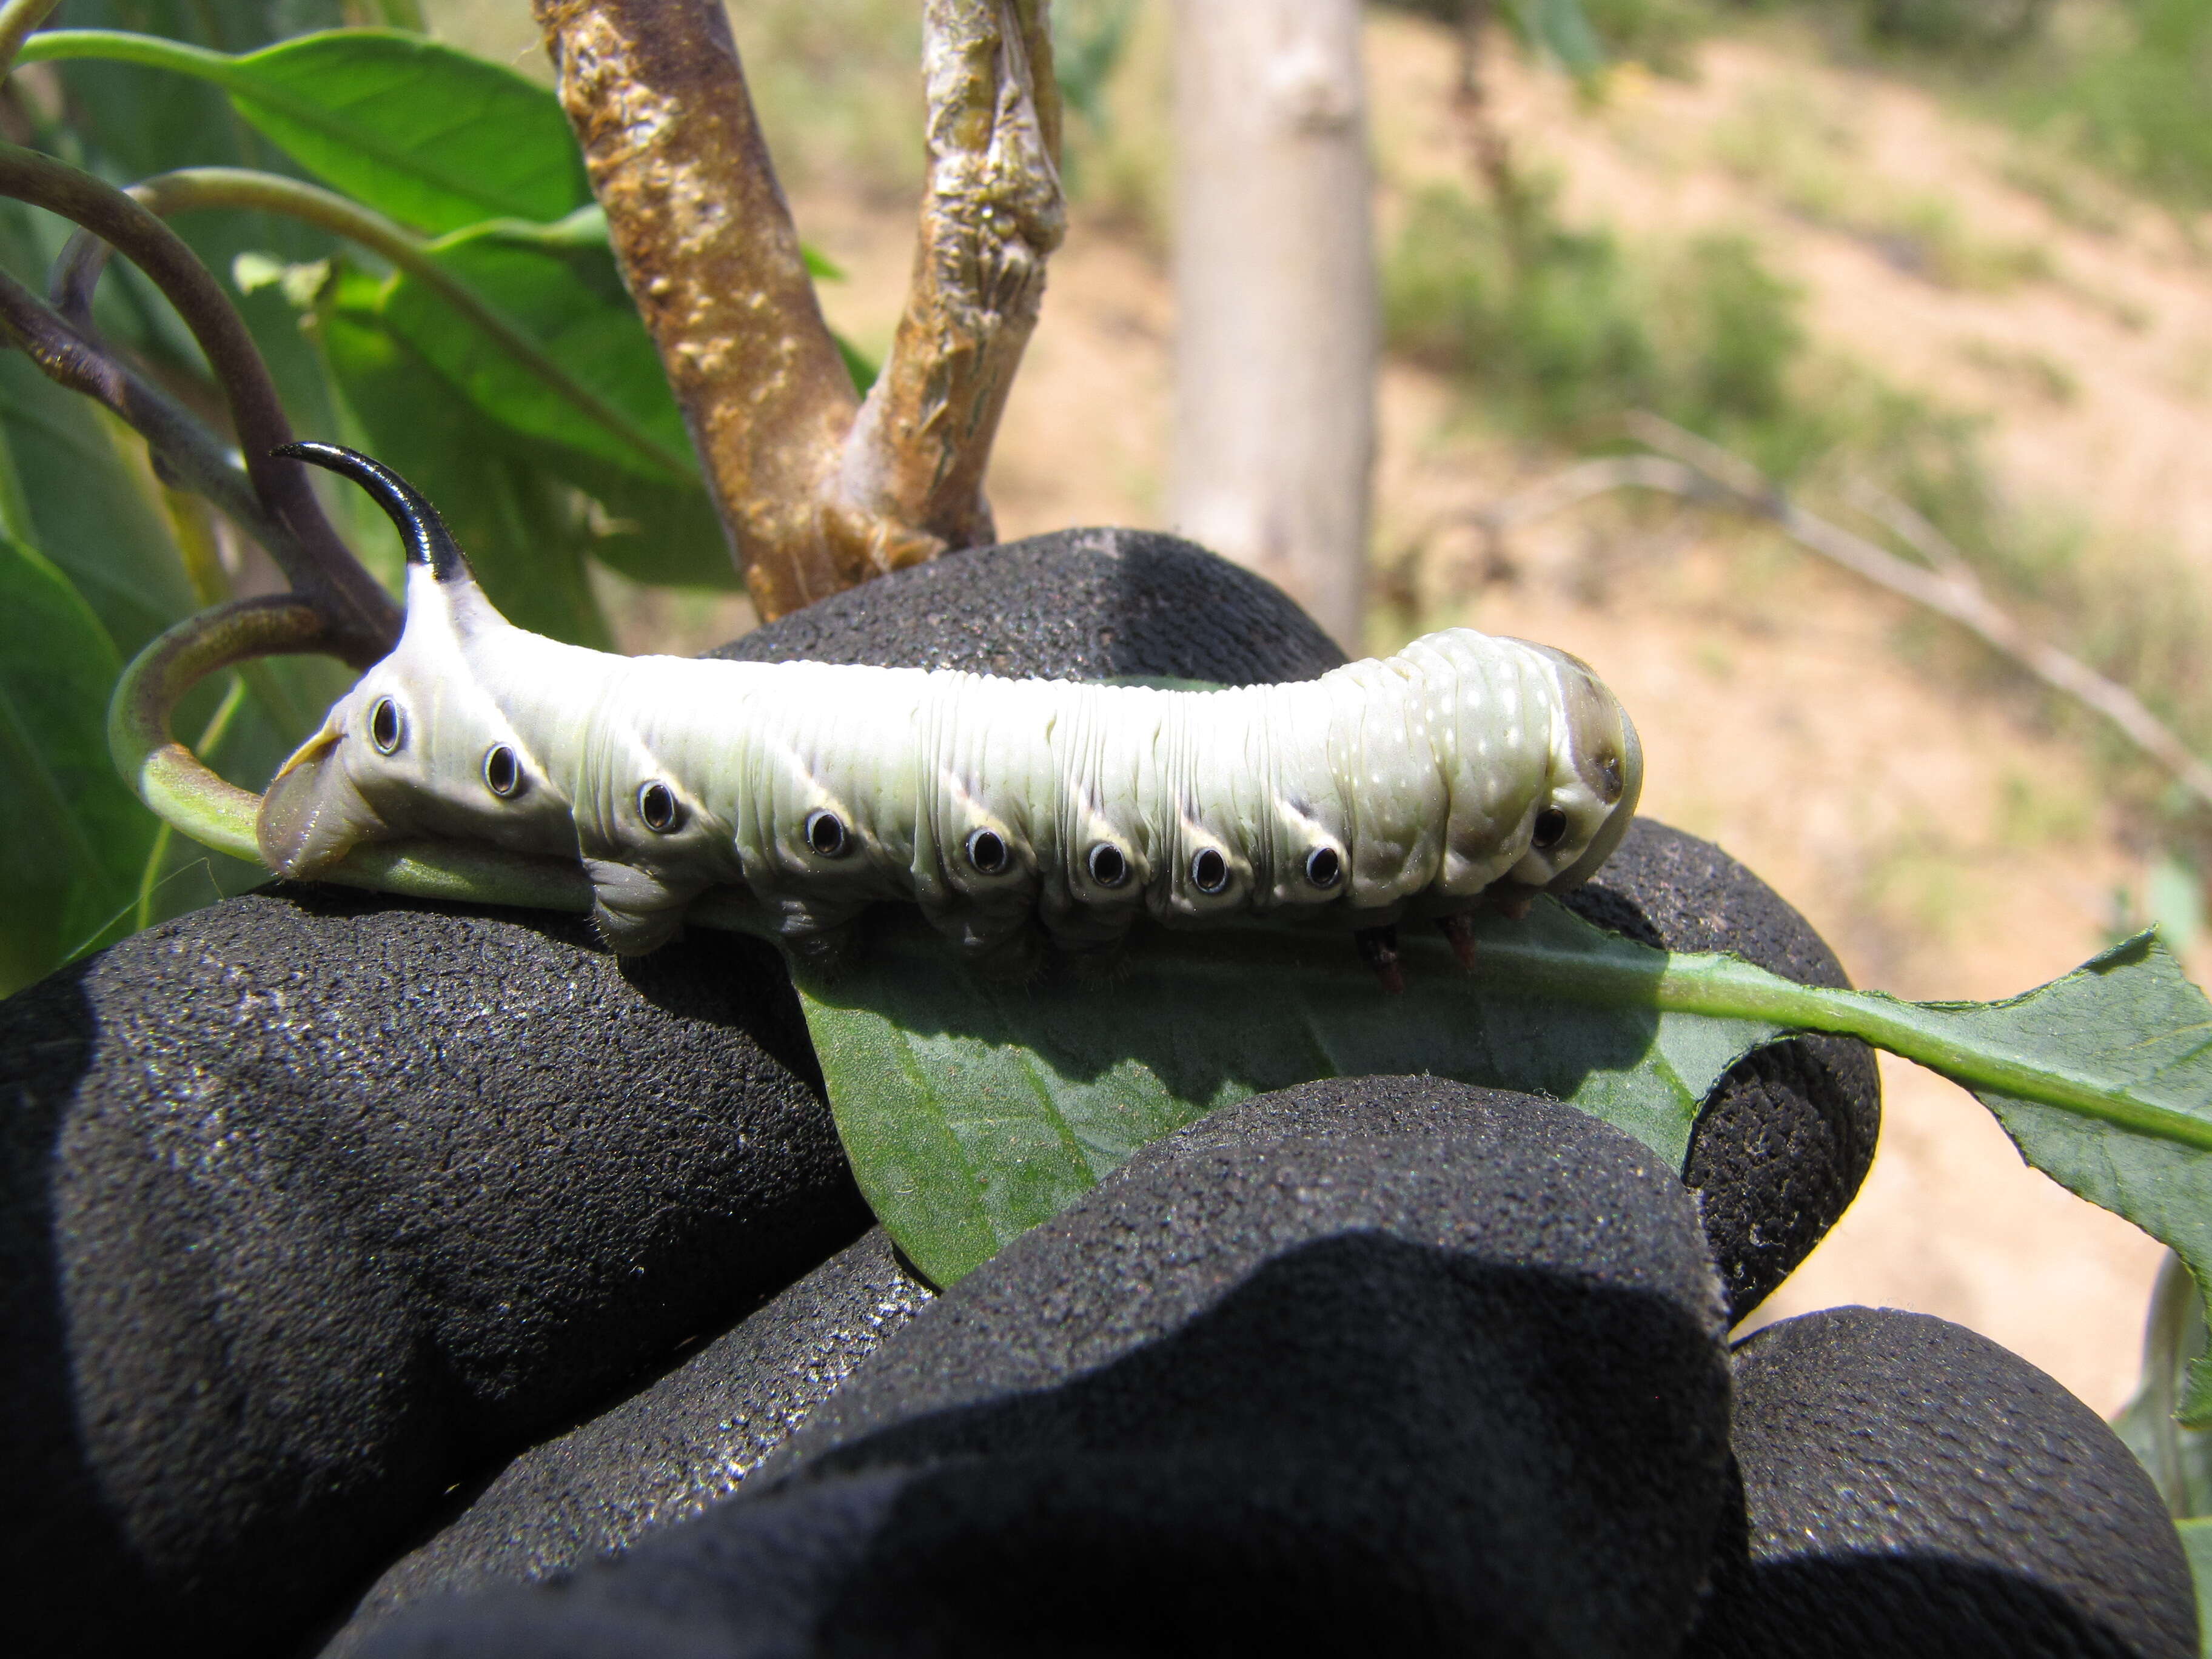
[352,1077,1737,1658]
[1686,1305,2197,1659]
[2,528,1882,1655]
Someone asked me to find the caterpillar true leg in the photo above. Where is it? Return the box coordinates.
[1355,924,1405,994]
[258,444,1644,982]
[1439,912,1480,973]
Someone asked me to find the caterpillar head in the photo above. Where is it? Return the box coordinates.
[1506,643,1643,894]
[256,444,567,877]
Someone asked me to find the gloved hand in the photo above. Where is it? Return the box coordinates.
[7,527,1901,1655]
[349,1079,2195,1659]
[351,1076,1740,1658]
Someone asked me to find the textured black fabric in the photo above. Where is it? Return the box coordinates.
[0,893,861,1655]
[708,525,1348,685]
[1562,820,1882,1317]
[1685,1307,2197,1659]
[5,524,1891,1656]
[358,1079,1735,1659]
[326,1227,933,1653]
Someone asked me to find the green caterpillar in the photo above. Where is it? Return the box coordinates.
[260,444,1643,982]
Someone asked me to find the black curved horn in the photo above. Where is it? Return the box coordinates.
[273,440,471,583]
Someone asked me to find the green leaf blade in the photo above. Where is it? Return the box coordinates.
[798,902,1779,1284]
[20,29,588,235]
[0,536,151,995]
[1908,933,2212,1421]
[231,32,589,234]
[802,900,2212,1349]
[378,228,694,481]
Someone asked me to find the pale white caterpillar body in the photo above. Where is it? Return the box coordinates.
[260,445,1643,975]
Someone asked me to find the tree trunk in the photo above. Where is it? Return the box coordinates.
[1170,0,1376,650]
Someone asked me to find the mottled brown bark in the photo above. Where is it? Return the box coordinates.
[833,0,1065,555]
[533,0,1065,620]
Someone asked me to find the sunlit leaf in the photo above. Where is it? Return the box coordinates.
[802,900,2212,1402]
[378,224,694,481]
[0,535,149,995]
[24,28,588,235]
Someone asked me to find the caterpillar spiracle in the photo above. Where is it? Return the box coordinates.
[260,444,1644,984]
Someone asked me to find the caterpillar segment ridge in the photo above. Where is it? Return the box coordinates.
[258,443,1644,988]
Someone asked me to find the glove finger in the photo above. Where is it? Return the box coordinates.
[1685,1305,2197,1658]
[358,1077,1734,1659]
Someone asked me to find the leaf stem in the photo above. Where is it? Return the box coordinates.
[0,262,297,565]
[1467,923,2212,1151]
[0,0,61,78]
[132,670,245,932]
[0,141,396,657]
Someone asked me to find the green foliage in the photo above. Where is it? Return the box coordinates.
[803,903,2212,1384]
[801,900,1761,1284]
[0,534,150,993]
[1384,180,1838,469]
[2006,0,2212,207]
[0,8,856,990]
[223,31,591,231]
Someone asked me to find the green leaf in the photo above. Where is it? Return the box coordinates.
[0,535,151,996]
[1956,936,2212,1423]
[800,902,2212,1370]
[23,29,589,235]
[0,350,193,657]
[378,224,695,481]
[1509,0,1606,79]
[798,900,1782,1285]
[317,253,732,597]
[2177,1518,2212,1658]
[230,32,588,232]
[318,292,614,649]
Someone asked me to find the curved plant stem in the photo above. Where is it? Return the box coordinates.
[107,596,595,913]
[0,0,60,76]
[12,27,229,81]
[0,262,296,562]
[0,141,397,657]
[131,670,246,931]
[106,595,329,863]
[54,168,695,480]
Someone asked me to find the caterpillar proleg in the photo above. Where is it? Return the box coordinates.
[260,444,1643,982]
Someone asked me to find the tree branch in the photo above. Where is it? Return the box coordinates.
[1466,414,2212,813]
[834,0,1066,560]
[531,0,863,618]
[0,263,295,562]
[532,0,1065,619]
[0,141,397,655]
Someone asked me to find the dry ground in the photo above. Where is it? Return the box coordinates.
[439,3,2211,1416]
